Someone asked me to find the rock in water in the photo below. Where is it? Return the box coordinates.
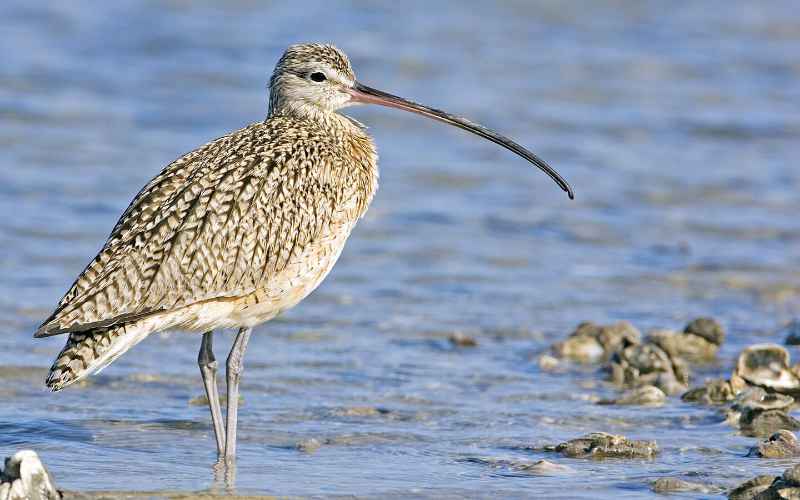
[544,432,659,459]
[647,328,719,362]
[783,464,800,487]
[651,477,719,494]
[683,317,725,346]
[731,464,800,500]
[682,378,737,405]
[465,458,574,476]
[728,475,776,500]
[520,459,575,476]
[0,450,59,500]
[296,437,324,453]
[727,388,800,437]
[448,331,477,347]
[597,385,666,406]
[747,430,800,458]
[608,342,689,395]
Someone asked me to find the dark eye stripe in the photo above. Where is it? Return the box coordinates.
[309,72,327,82]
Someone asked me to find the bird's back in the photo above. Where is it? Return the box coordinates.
[36,114,378,338]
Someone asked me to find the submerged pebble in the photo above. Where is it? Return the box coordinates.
[597,385,666,406]
[188,394,239,407]
[448,332,477,347]
[329,406,390,417]
[518,459,575,476]
[746,430,800,458]
[465,458,574,476]
[651,477,720,494]
[543,432,658,459]
[296,438,324,453]
[537,354,561,371]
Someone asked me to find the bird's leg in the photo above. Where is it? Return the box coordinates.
[198,331,226,455]
[224,326,252,459]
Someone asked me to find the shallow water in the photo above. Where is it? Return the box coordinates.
[1,1,800,498]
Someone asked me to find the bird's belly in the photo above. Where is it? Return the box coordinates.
[232,225,353,327]
[175,221,355,332]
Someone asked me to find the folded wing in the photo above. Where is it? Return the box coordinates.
[36,120,337,337]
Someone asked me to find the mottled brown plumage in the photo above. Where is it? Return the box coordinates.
[37,43,572,459]
[40,45,378,392]
[39,116,376,338]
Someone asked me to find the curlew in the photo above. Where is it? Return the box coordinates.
[35,43,573,460]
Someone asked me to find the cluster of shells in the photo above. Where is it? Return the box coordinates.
[542,317,800,441]
[540,317,726,404]
[540,316,800,497]
[730,463,800,500]
[539,318,800,468]
[684,343,800,439]
[541,431,659,460]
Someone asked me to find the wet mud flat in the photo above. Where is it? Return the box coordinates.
[536,318,800,496]
[7,317,800,498]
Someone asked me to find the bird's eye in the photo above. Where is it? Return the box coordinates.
[309,72,327,83]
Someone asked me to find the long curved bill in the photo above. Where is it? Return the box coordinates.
[347,81,574,200]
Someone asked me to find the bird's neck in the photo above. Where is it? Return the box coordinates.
[268,102,370,143]
[266,103,379,221]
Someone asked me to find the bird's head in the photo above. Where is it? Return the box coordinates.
[268,43,356,115]
[268,43,574,200]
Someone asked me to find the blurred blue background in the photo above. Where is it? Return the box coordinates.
[1,1,799,497]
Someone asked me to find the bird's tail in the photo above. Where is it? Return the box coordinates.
[45,322,153,392]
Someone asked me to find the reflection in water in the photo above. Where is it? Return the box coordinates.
[1,0,799,498]
[212,458,235,494]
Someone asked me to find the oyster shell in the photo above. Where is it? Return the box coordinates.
[733,344,800,395]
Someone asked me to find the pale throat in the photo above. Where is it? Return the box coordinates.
[270,96,364,134]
